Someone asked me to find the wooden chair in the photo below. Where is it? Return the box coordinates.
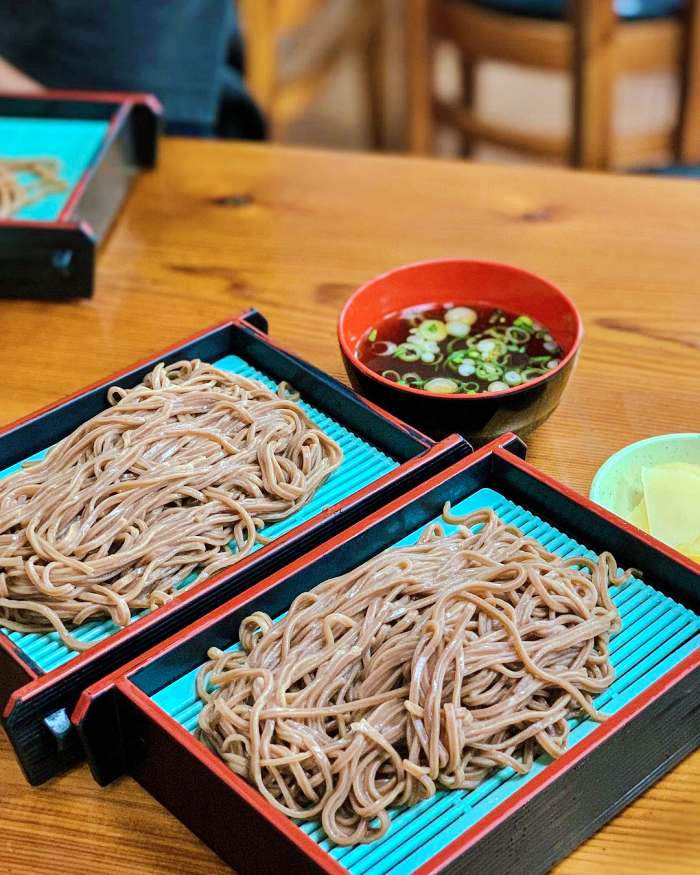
[406,0,700,169]
[238,0,385,145]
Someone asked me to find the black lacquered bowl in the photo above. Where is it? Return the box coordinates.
[338,259,583,445]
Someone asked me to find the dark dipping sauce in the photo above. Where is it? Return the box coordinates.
[358,304,563,394]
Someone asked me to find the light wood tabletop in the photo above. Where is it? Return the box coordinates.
[1,140,699,875]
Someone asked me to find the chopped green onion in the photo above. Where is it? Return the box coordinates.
[394,343,420,362]
[476,362,503,381]
[418,319,448,341]
[447,349,467,364]
[370,340,396,356]
[521,367,546,380]
[370,306,559,397]
[506,327,531,345]
[477,339,497,354]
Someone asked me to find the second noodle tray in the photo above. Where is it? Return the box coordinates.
[0,90,160,299]
[0,310,470,784]
[74,436,699,875]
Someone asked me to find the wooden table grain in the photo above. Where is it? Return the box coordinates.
[1,140,698,875]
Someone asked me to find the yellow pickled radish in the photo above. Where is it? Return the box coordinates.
[641,463,700,548]
[627,497,650,532]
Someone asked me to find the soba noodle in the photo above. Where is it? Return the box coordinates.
[197,508,630,846]
[0,158,68,218]
[0,360,343,650]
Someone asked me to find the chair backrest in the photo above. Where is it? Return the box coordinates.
[238,0,379,138]
[406,0,699,168]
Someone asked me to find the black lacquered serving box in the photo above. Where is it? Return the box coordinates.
[0,90,160,299]
[74,435,699,875]
[0,309,470,785]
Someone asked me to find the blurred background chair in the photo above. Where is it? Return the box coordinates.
[406,0,700,169]
[238,0,385,145]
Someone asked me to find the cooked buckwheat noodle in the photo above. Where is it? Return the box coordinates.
[0,360,343,650]
[0,158,68,218]
[197,508,630,846]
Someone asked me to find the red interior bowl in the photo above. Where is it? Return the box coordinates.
[339,259,582,400]
[338,259,583,444]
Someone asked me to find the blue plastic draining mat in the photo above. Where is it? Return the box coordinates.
[0,117,108,220]
[151,486,700,875]
[0,354,396,673]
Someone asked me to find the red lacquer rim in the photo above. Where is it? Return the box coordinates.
[0,89,162,111]
[338,259,584,401]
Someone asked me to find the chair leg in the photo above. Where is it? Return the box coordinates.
[676,0,700,163]
[406,0,434,154]
[362,0,386,150]
[459,58,477,157]
[238,0,277,131]
[569,0,616,169]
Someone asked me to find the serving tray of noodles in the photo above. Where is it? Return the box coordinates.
[0,90,160,300]
[0,309,470,785]
[74,435,699,875]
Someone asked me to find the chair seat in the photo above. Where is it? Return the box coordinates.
[471,0,682,20]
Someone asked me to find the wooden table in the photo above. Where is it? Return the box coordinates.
[1,140,699,874]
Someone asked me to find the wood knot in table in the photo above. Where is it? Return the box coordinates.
[315,282,355,301]
[518,206,558,222]
[168,263,247,293]
[210,193,254,208]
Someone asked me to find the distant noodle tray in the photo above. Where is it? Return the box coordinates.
[0,91,160,300]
